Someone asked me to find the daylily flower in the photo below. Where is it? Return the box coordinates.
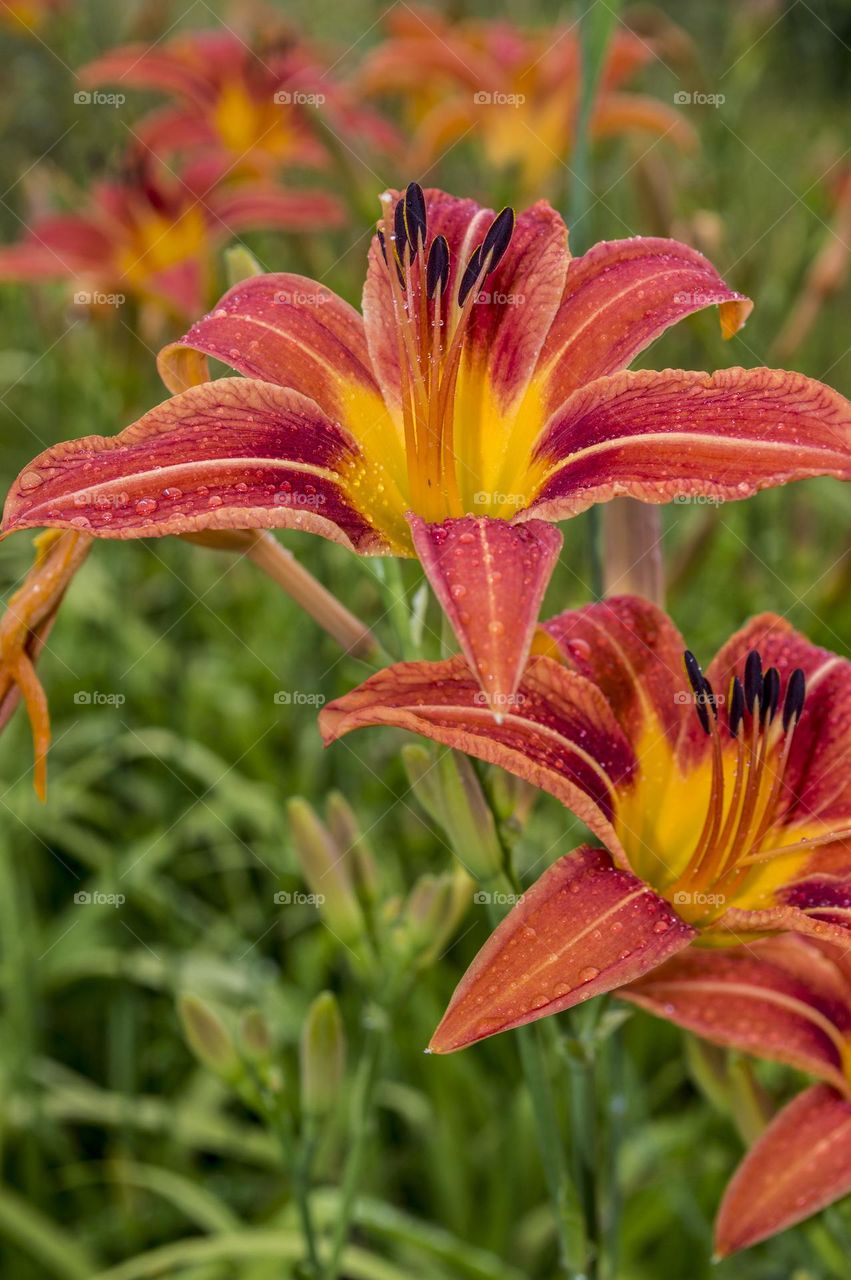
[5,185,851,706]
[0,153,343,323]
[359,6,695,198]
[80,27,396,182]
[0,529,91,800]
[318,596,851,1052]
[0,0,66,32]
[624,934,851,1254]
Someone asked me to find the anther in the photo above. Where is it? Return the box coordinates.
[744,650,762,712]
[377,228,387,264]
[481,206,515,273]
[426,235,450,299]
[760,668,780,726]
[393,199,408,262]
[404,182,427,251]
[683,651,710,733]
[729,676,745,737]
[782,668,806,731]
[457,245,483,307]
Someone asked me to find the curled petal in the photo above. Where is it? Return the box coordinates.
[715,888,851,945]
[429,846,695,1052]
[209,187,345,234]
[320,653,637,852]
[534,237,752,413]
[409,514,562,710]
[525,367,851,521]
[622,943,851,1092]
[2,379,391,553]
[715,1085,851,1256]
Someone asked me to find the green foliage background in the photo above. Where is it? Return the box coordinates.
[1,1,851,1276]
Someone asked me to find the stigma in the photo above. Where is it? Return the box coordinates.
[377,182,515,521]
[667,648,809,923]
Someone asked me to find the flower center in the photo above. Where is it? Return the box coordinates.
[666,648,810,925]
[377,182,515,521]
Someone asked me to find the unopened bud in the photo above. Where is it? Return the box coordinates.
[178,994,240,1081]
[326,791,380,904]
[300,991,346,1119]
[224,244,264,286]
[436,752,504,880]
[239,1008,273,1062]
[404,868,472,967]
[287,798,365,944]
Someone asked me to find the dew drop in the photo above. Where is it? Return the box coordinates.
[18,470,43,492]
[135,498,158,516]
[578,966,600,983]
[207,494,223,509]
[162,486,183,500]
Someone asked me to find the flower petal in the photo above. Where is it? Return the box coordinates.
[362,189,568,417]
[715,890,851,945]
[622,942,851,1092]
[429,845,695,1052]
[409,514,562,709]
[209,186,345,233]
[715,1084,851,1256]
[319,653,637,852]
[525,367,851,521]
[2,378,390,552]
[533,238,752,414]
[591,92,697,151]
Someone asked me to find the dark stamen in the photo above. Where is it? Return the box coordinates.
[729,676,745,738]
[760,668,780,726]
[744,650,763,711]
[683,651,710,733]
[481,206,515,273]
[393,199,408,262]
[426,235,450,299]
[404,182,427,251]
[457,245,483,307]
[684,649,703,695]
[377,228,387,264]
[782,668,806,731]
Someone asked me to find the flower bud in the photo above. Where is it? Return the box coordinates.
[239,1008,273,1063]
[300,991,346,1119]
[286,798,365,945]
[178,994,241,1082]
[326,791,380,904]
[224,244,264,285]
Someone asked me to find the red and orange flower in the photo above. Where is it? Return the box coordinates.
[5,184,851,714]
[625,935,851,1254]
[0,0,66,33]
[319,597,851,1054]
[80,27,396,182]
[359,6,694,197]
[0,153,343,323]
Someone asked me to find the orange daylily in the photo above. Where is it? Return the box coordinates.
[0,152,343,323]
[625,935,851,1254]
[80,26,397,182]
[0,0,66,32]
[320,597,851,1052]
[359,5,694,198]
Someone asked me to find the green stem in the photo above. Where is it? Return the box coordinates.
[294,1118,322,1277]
[323,1014,386,1280]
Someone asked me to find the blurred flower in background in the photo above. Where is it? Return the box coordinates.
[358,4,695,199]
[0,0,66,33]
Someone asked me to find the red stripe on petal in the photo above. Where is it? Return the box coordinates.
[527,367,851,520]
[429,845,695,1052]
[715,1085,851,1256]
[3,379,387,553]
[319,653,637,848]
[410,514,562,710]
[535,238,751,413]
[622,945,850,1091]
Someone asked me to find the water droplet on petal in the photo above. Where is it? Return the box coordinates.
[135,498,158,516]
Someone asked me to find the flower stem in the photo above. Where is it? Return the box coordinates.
[323,1010,386,1280]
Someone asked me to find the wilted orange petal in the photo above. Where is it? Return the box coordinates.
[715,1084,851,1256]
[429,845,695,1053]
[410,514,562,711]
